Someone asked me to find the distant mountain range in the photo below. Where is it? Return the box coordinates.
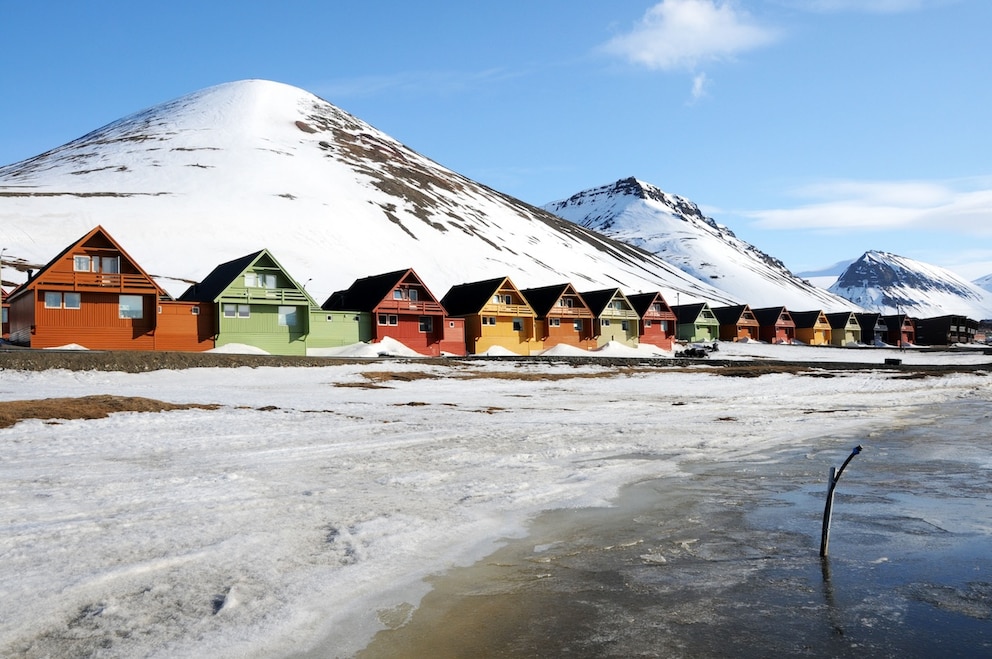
[1,79,989,320]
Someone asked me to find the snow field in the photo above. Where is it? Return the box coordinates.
[0,354,990,657]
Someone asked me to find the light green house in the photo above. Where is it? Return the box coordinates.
[579,288,641,348]
[179,249,369,355]
[670,302,720,342]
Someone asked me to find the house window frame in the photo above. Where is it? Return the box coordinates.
[549,318,561,327]
[118,294,144,319]
[277,305,299,328]
[73,255,92,272]
[512,318,524,332]
[418,316,433,333]
[378,313,398,326]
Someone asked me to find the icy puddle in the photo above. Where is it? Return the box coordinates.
[358,398,992,657]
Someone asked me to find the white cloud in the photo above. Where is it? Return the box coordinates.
[690,72,710,102]
[744,178,992,235]
[602,0,780,71]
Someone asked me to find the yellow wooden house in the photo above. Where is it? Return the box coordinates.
[791,310,832,346]
[440,276,537,355]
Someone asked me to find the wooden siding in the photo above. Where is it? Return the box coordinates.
[24,290,156,350]
[155,301,215,352]
[215,304,310,355]
[307,310,371,349]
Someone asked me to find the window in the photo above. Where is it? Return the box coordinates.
[245,273,276,288]
[613,301,624,310]
[559,297,573,307]
[238,305,250,318]
[73,255,92,272]
[651,303,662,313]
[550,318,561,327]
[512,318,524,332]
[278,306,298,327]
[645,320,653,327]
[378,313,398,326]
[603,319,611,327]
[43,292,80,309]
[223,304,250,318]
[191,306,200,316]
[481,316,496,326]
[393,289,403,300]
[409,289,418,302]
[419,316,433,332]
[621,321,629,331]
[1,307,6,324]
[101,257,120,274]
[119,295,143,319]
[448,321,455,328]
[573,319,583,332]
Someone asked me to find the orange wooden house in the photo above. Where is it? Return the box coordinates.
[521,283,596,352]
[627,292,677,350]
[325,268,465,356]
[440,276,536,355]
[712,304,760,342]
[5,226,213,351]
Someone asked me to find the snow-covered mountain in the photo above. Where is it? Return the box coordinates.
[0,79,734,305]
[829,251,992,319]
[974,273,992,294]
[543,178,857,312]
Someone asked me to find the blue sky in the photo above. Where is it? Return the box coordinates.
[2,0,990,279]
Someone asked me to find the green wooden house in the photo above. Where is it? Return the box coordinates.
[670,302,720,342]
[179,250,368,355]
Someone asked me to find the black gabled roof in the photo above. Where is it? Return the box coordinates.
[751,306,792,326]
[322,268,412,312]
[579,288,624,316]
[711,304,752,325]
[179,250,264,302]
[520,283,571,317]
[789,310,827,328]
[440,277,507,317]
[825,311,857,329]
[626,291,670,317]
[669,303,709,323]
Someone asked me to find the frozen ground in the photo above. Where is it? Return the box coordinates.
[0,342,990,657]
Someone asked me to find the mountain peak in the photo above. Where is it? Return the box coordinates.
[830,251,992,317]
[0,81,735,304]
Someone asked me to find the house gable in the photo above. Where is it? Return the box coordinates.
[6,225,166,349]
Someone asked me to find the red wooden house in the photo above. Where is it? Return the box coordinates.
[325,268,465,356]
[520,283,596,351]
[752,306,796,344]
[5,226,213,351]
[627,292,677,350]
[881,314,916,347]
[712,304,760,342]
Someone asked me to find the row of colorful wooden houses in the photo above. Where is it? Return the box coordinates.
[0,226,983,356]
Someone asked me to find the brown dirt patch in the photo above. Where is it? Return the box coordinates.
[0,395,220,429]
